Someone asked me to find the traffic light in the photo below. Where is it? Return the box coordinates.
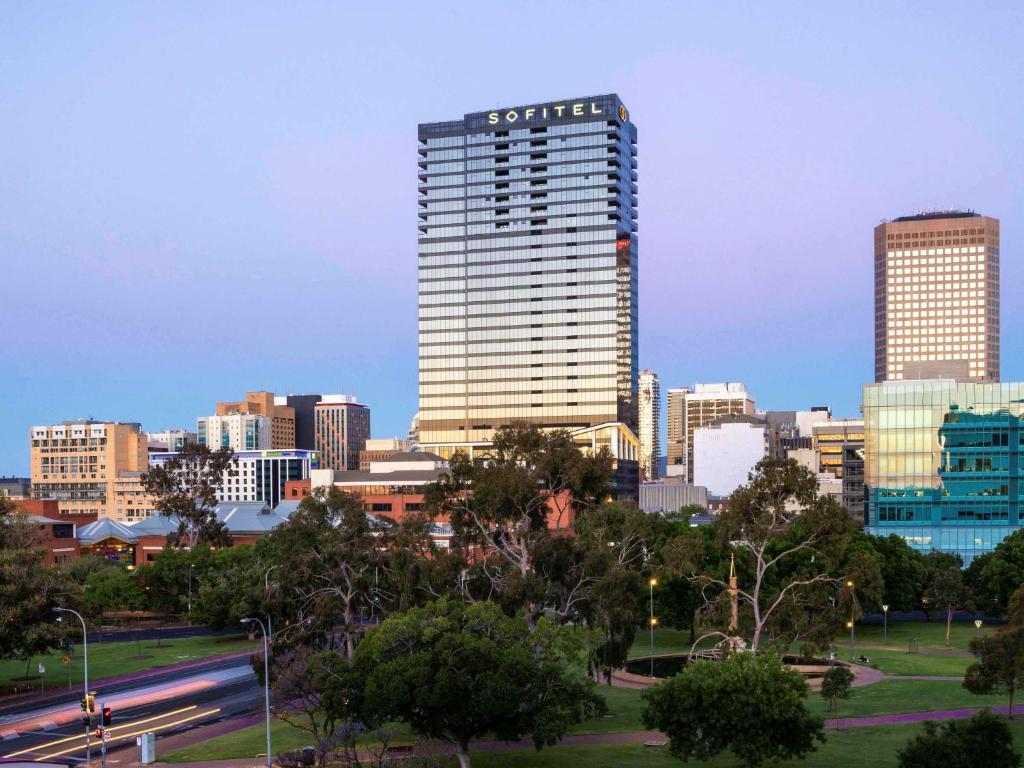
[85,693,96,712]
[94,728,103,739]
[81,716,90,727]
[102,706,112,726]
[80,697,88,712]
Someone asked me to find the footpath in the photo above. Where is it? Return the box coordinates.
[118,702,1024,768]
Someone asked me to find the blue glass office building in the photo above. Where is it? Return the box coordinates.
[416,95,639,467]
[864,379,1024,562]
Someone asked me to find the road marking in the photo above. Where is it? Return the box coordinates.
[3,706,199,758]
[34,708,220,761]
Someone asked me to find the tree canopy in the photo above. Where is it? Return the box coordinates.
[897,710,1020,768]
[142,443,235,549]
[641,652,824,768]
[343,598,605,768]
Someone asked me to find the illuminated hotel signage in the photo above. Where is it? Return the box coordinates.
[487,101,609,125]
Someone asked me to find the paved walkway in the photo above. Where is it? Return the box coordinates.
[132,700,1024,768]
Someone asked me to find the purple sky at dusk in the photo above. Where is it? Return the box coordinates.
[2,2,1022,474]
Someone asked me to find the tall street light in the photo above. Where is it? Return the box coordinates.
[845,579,856,659]
[54,607,90,764]
[242,617,272,768]
[648,577,658,677]
[882,604,889,643]
[264,564,282,643]
[187,564,195,627]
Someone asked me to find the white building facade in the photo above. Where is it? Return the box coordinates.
[638,370,661,481]
[196,413,271,452]
[693,415,767,497]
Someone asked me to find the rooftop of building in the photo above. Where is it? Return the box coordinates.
[706,413,766,428]
[891,210,980,223]
[379,450,443,463]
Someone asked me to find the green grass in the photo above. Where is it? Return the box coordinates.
[160,680,1014,763]
[161,720,315,762]
[858,648,971,677]
[472,720,1024,768]
[813,679,1004,718]
[853,620,994,651]
[0,634,256,695]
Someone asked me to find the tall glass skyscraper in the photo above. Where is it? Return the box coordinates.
[417,94,639,486]
[864,379,1024,562]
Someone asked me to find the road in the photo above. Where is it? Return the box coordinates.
[0,657,260,763]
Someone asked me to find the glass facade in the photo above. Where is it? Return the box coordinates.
[864,379,1024,562]
[417,94,638,455]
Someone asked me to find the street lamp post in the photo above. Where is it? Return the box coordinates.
[845,579,856,659]
[264,564,281,644]
[846,620,855,659]
[188,564,195,626]
[975,619,983,634]
[242,618,272,768]
[54,607,90,764]
[648,578,658,677]
[882,604,889,643]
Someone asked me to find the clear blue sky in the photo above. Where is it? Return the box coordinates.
[2,1,1022,474]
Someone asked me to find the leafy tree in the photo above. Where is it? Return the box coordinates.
[142,443,234,549]
[820,665,855,715]
[675,458,855,653]
[0,498,79,668]
[922,550,963,621]
[273,488,390,657]
[871,534,926,613]
[641,652,824,768]
[923,555,968,646]
[964,531,1024,615]
[83,566,147,614]
[964,587,1024,718]
[425,422,612,623]
[897,710,1020,768]
[191,544,266,630]
[343,598,605,768]
[270,646,349,768]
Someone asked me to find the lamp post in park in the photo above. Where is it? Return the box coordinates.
[648,578,658,677]
[54,607,90,764]
[882,604,889,643]
[241,618,272,768]
[845,579,856,660]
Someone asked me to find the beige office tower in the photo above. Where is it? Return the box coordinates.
[666,383,755,482]
[638,370,661,481]
[416,95,641,496]
[875,212,1000,382]
[30,421,149,519]
[214,391,296,448]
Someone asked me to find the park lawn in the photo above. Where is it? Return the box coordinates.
[473,720,1024,768]
[570,685,647,735]
[0,634,256,695]
[853,620,993,651]
[160,719,416,762]
[627,627,714,659]
[811,679,1004,718]
[860,648,971,677]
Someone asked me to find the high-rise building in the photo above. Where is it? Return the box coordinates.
[874,211,1000,383]
[146,429,196,453]
[276,394,323,450]
[30,421,148,518]
[314,395,370,471]
[416,94,640,490]
[359,438,414,471]
[812,418,865,520]
[150,449,319,509]
[638,370,661,481]
[214,391,296,448]
[666,383,755,482]
[864,379,1024,563]
[197,413,271,452]
[693,414,768,497]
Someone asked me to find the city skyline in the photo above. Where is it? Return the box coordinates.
[3,2,1023,474]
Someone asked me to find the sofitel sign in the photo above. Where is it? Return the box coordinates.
[488,101,607,125]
